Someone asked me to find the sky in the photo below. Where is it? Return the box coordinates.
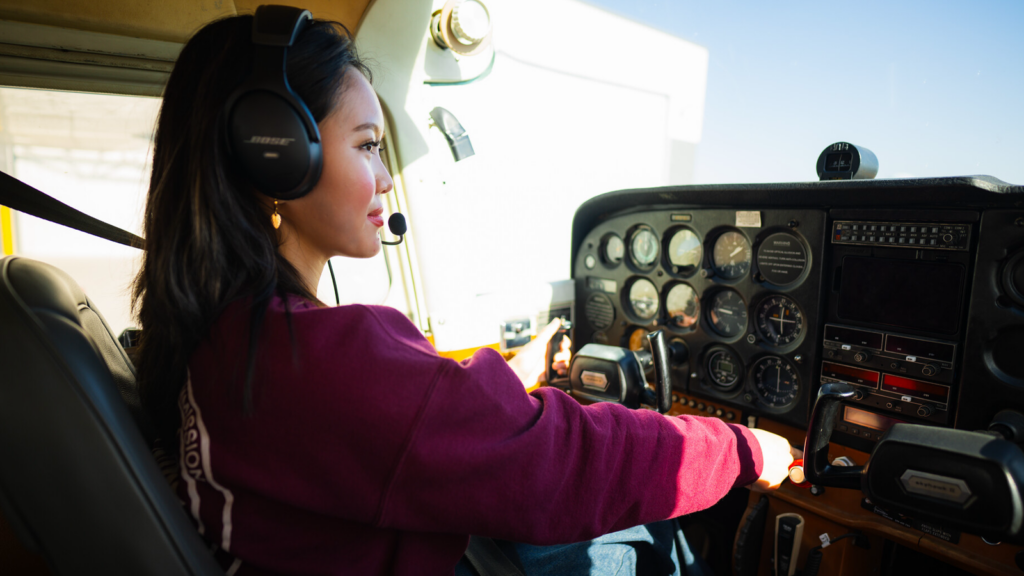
[585,0,1024,185]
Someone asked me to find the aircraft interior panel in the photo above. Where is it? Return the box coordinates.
[568,177,1024,453]
[564,177,1024,574]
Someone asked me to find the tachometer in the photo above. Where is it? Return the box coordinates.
[712,231,752,280]
[707,289,748,338]
[629,227,660,268]
[626,277,659,321]
[706,347,743,389]
[754,295,805,346]
[666,228,702,273]
[664,283,699,329]
[752,356,800,408]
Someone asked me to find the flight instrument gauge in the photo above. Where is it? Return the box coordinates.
[600,233,625,265]
[707,289,748,338]
[664,283,700,330]
[712,231,752,280]
[626,277,659,321]
[754,295,805,346]
[629,227,660,268]
[624,327,651,352]
[751,356,800,408]
[666,228,702,274]
[706,347,743,389]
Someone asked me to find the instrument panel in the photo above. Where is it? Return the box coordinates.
[574,209,827,429]
[569,179,1024,444]
[567,178,1024,576]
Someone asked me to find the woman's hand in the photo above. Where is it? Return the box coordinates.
[506,319,571,388]
[748,428,802,492]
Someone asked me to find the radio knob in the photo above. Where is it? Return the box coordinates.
[918,405,934,417]
[853,351,870,363]
[921,364,940,377]
[853,388,866,401]
[942,233,955,243]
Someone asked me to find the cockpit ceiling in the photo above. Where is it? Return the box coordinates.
[0,0,373,44]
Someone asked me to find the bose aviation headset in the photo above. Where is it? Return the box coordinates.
[225,5,322,200]
[224,5,407,260]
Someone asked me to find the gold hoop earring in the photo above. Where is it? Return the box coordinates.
[271,200,282,229]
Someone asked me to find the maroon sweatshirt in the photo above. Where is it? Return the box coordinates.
[178,296,763,575]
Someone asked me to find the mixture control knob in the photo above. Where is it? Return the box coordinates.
[853,351,870,363]
[918,405,934,417]
[921,364,940,377]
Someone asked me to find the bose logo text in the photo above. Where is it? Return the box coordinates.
[244,136,295,146]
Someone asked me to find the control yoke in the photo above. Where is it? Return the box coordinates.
[804,382,1024,543]
[567,330,674,414]
[803,383,863,488]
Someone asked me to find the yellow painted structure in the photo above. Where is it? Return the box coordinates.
[0,206,13,256]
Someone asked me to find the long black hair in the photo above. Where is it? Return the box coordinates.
[133,14,371,444]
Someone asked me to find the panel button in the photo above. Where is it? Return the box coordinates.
[932,227,938,233]
[898,238,906,244]
[888,237,895,243]
[910,226,917,232]
[869,236,876,242]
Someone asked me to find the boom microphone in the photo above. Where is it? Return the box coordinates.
[382,213,406,246]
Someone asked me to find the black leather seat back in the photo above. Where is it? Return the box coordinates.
[0,256,222,575]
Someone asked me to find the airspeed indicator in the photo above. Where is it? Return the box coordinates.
[629,227,660,268]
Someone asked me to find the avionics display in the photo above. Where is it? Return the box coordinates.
[881,374,949,403]
[821,362,879,387]
[837,257,964,335]
[843,406,905,432]
[884,335,956,363]
[823,325,883,349]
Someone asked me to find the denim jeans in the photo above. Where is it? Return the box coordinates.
[455,519,712,576]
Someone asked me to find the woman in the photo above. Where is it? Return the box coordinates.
[133,8,796,575]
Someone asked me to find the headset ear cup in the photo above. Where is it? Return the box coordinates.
[228,91,321,199]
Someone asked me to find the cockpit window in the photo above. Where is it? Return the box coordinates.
[586,0,1024,184]
[0,87,158,334]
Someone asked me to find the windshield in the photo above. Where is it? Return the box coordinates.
[586,0,1024,184]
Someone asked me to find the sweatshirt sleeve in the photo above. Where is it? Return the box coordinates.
[377,346,763,545]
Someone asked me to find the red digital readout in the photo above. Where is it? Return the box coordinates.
[821,362,880,387]
[881,374,949,402]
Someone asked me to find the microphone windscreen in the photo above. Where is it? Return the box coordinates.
[388,213,407,236]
